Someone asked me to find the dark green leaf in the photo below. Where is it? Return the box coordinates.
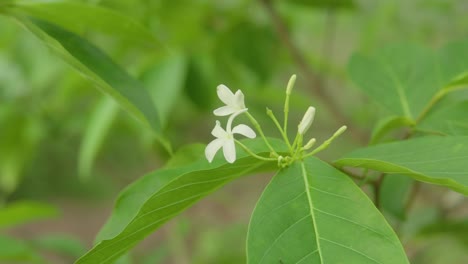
[11,1,160,49]
[370,116,414,144]
[335,136,468,195]
[16,17,161,132]
[380,175,414,220]
[247,157,409,263]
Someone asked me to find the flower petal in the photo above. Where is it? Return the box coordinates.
[205,138,224,163]
[234,90,246,109]
[222,139,236,163]
[213,106,236,116]
[232,124,256,138]
[211,121,227,138]
[217,84,235,105]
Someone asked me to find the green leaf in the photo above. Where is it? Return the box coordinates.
[380,175,413,220]
[76,138,285,264]
[78,97,119,180]
[348,44,439,119]
[370,116,415,144]
[0,201,59,229]
[141,53,187,127]
[438,39,468,87]
[0,235,43,263]
[417,101,468,136]
[335,136,468,195]
[419,219,468,246]
[247,157,408,263]
[10,1,160,49]
[15,17,161,132]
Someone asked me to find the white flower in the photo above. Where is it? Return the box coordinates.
[205,111,256,163]
[213,84,246,116]
[298,106,316,135]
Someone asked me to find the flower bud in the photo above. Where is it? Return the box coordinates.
[298,106,315,135]
[286,74,296,95]
[303,138,316,150]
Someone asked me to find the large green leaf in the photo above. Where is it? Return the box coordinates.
[348,41,468,121]
[15,17,161,132]
[335,136,468,195]
[348,44,439,119]
[247,157,408,263]
[10,0,159,49]
[76,138,285,264]
[0,201,59,229]
[417,101,468,136]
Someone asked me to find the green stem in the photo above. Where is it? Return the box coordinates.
[304,126,347,157]
[235,140,277,162]
[245,112,278,157]
[266,108,293,152]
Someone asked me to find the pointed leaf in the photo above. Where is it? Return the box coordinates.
[76,138,285,264]
[15,17,161,132]
[335,136,468,194]
[247,157,408,263]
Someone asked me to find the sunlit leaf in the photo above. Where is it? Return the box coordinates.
[335,136,468,195]
[76,138,285,264]
[247,157,408,263]
[15,17,161,132]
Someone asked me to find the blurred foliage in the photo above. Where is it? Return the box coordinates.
[0,0,467,263]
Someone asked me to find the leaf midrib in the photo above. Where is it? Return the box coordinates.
[300,161,324,263]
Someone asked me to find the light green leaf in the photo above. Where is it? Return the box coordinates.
[10,0,160,49]
[438,39,468,87]
[141,53,187,127]
[348,44,439,119]
[0,201,59,229]
[78,97,119,180]
[370,115,415,144]
[15,17,161,132]
[335,136,468,195]
[0,235,43,263]
[247,157,408,263]
[418,101,468,136]
[380,174,413,220]
[76,138,285,264]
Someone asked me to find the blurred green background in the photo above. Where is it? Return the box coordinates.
[1,0,467,263]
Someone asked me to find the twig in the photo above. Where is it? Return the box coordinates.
[259,0,367,143]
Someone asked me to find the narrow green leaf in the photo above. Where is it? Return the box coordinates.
[76,138,285,264]
[370,115,415,144]
[335,136,468,195]
[247,157,409,263]
[418,101,468,136]
[15,17,161,132]
[11,1,160,49]
[78,97,119,180]
[0,201,59,229]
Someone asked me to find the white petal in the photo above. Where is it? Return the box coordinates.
[217,84,235,105]
[298,106,316,135]
[232,124,256,138]
[205,138,224,163]
[211,121,227,138]
[234,90,246,109]
[213,106,236,116]
[222,139,236,163]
